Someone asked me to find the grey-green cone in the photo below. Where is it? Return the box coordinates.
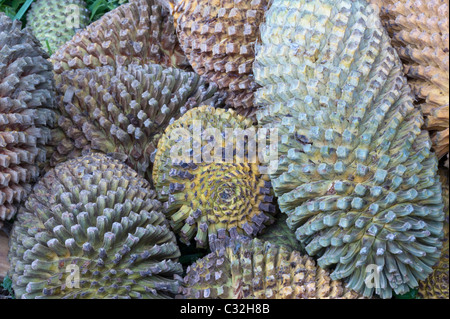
[50,63,221,177]
[26,0,90,54]
[254,0,444,299]
[8,153,183,299]
[1,13,56,221]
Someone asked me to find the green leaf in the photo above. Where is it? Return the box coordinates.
[1,276,12,291]
[44,39,53,55]
[1,275,15,299]
[86,0,128,22]
[0,5,17,19]
[88,0,106,20]
[13,0,33,21]
[12,0,27,11]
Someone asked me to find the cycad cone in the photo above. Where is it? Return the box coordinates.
[153,106,276,250]
[8,153,183,299]
[49,63,220,177]
[370,0,449,168]
[27,0,90,54]
[419,169,449,299]
[0,13,56,221]
[254,0,444,298]
[182,238,362,299]
[51,0,190,76]
[171,0,271,117]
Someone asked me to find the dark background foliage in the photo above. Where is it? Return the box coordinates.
[0,0,127,24]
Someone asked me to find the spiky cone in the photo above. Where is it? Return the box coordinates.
[8,153,183,299]
[152,105,276,250]
[181,238,362,299]
[257,213,304,253]
[0,13,56,221]
[26,0,90,55]
[253,0,445,299]
[419,169,449,299]
[169,0,271,117]
[50,63,221,178]
[370,0,449,167]
[51,0,190,77]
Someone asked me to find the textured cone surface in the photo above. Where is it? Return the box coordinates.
[51,0,190,75]
[419,169,449,299]
[172,0,270,115]
[50,63,220,177]
[371,0,449,167]
[27,0,89,54]
[182,238,361,299]
[0,14,56,221]
[153,106,276,249]
[254,0,444,298]
[8,153,183,299]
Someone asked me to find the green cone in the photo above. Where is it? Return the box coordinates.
[8,153,183,299]
[26,0,90,54]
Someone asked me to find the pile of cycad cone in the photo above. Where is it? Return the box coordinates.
[0,0,448,300]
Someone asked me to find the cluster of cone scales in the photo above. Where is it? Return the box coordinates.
[0,0,448,300]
